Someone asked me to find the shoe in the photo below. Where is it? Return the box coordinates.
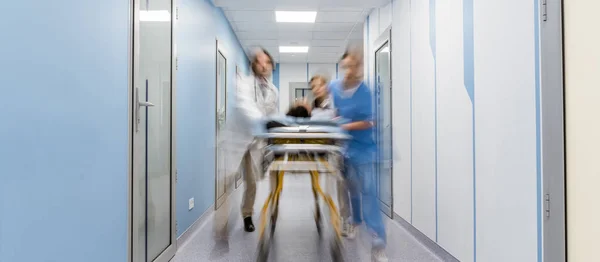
[341,218,350,237]
[244,216,255,232]
[345,223,357,240]
[371,247,388,262]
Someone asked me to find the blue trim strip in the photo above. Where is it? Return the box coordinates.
[463,0,476,260]
[273,63,280,89]
[409,0,414,224]
[306,63,309,82]
[367,16,370,88]
[534,0,542,261]
[429,0,439,242]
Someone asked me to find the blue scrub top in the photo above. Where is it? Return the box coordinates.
[329,80,376,164]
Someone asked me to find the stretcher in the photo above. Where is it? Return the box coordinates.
[255,118,350,262]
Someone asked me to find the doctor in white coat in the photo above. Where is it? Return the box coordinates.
[216,47,279,237]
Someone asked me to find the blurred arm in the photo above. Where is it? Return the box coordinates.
[236,75,264,123]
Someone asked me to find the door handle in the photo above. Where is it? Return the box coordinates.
[139,101,155,107]
[135,87,155,132]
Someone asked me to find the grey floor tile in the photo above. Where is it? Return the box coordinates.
[171,177,445,262]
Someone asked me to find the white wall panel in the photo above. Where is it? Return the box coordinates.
[308,63,337,82]
[409,0,437,240]
[434,1,473,261]
[379,2,393,33]
[390,0,412,223]
[473,0,537,261]
[564,0,600,261]
[279,63,307,112]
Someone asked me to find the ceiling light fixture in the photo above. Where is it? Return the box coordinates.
[280,46,309,53]
[381,46,390,53]
[140,10,171,22]
[275,11,317,23]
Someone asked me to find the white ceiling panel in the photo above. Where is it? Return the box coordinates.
[312,31,349,40]
[349,30,363,40]
[310,46,345,53]
[279,32,314,40]
[215,0,392,9]
[237,31,279,40]
[312,22,356,32]
[218,0,374,63]
[316,12,364,23]
[226,10,275,22]
[311,39,347,47]
[278,39,312,46]
[243,39,280,46]
[235,22,279,31]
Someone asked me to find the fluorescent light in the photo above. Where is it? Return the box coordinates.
[381,46,390,53]
[279,46,309,53]
[275,11,317,23]
[140,10,171,22]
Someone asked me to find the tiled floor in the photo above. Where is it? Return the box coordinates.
[171,176,444,262]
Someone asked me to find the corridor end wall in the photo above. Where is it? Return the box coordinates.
[366,1,541,261]
[278,63,338,112]
[176,0,249,236]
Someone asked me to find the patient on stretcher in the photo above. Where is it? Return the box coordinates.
[265,103,312,128]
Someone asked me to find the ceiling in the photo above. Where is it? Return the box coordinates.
[213,0,391,63]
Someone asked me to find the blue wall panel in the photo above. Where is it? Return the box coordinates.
[176,0,249,235]
[0,1,130,261]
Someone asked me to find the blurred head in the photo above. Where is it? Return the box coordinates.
[340,48,364,87]
[286,104,311,118]
[250,47,274,79]
[309,75,329,98]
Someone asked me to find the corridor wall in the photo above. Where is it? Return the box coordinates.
[176,0,249,236]
[0,1,130,262]
[365,1,542,261]
[564,0,600,260]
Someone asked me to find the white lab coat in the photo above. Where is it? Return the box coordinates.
[218,73,279,180]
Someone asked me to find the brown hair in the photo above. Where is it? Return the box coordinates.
[309,75,328,89]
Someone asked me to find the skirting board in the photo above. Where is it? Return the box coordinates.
[392,212,459,262]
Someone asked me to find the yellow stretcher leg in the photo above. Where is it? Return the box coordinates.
[309,170,342,239]
[258,170,285,239]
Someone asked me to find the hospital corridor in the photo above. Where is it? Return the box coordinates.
[1,0,599,262]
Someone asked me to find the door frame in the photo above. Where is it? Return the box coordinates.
[215,39,229,210]
[540,0,566,261]
[373,26,393,218]
[128,0,178,261]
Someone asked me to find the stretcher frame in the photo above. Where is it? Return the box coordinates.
[255,125,350,262]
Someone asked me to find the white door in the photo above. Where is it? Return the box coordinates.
[130,0,177,261]
[215,44,228,209]
[374,28,393,218]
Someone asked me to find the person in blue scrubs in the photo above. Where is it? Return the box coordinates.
[330,49,388,262]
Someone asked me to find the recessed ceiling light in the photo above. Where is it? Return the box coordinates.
[280,46,309,53]
[140,10,171,22]
[275,11,317,23]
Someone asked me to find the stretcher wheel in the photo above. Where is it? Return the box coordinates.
[330,237,344,262]
[256,239,270,262]
[314,208,322,236]
[270,215,277,237]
